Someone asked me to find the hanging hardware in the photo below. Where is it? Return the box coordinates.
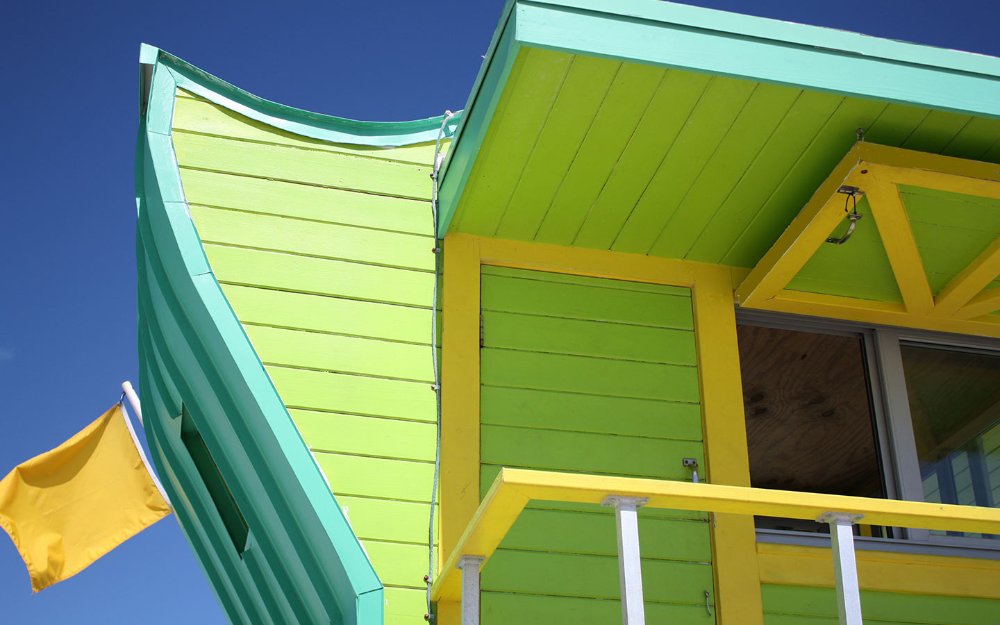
[682,457,700,483]
[704,590,713,616]
[826,185,864,245]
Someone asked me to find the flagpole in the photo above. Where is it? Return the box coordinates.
[120,380,172,507]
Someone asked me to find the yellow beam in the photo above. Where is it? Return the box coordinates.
[934,236,1000,317]
[880,165,1000,201]
[958,285,1000,320]
[736,145,862,307]
[859,143,1000,186]
[757,543,1000,600]
[863,173,935,314]
[431,468,1000,603]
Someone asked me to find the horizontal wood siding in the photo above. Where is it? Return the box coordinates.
[172,90,437,625]
[479,266,713,624]
[762,583,1000,625]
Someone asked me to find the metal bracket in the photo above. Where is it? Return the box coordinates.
[826,186,865,245]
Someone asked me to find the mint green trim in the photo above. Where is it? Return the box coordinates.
[141,45,461,147]
[437,0,1000,235]
[137,51,383,625]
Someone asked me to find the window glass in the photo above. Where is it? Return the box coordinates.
[899,344,1000,539]
[738,324,887,533]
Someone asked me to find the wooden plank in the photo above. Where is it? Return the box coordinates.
[267,366,435,422]
[179,168,431,235]
[958,286,1000,319]
[940,116,1000,160]
[457,48,574,235]
[315,452,433,503]
[934,237,1000,317]
[481,273,693,329]
[480,349,701,403]
[173,94,440,165]
[482,264,691,296]
[902,110,974,154]
[384,587,428,625]
[290,410,435,462]
[481,424,704,480]
[566,70,712,248]
[481,310,696,365]
[204,245,434,308]
[534,63,665,245]
[219,284,431,345]
[481,386,703,441]
[190,204,434,271]
[173,132,432,200]
[361,540,429,589]
[482,592,714,625]
[246,325,433,382]
[336,495,436,545]
[496,56,621,239]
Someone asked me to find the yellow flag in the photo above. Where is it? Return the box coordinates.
[0,404,171,591]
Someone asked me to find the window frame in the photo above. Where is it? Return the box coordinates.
[736,309,1000,554]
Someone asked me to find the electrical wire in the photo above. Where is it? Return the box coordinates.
[425,109,455,622]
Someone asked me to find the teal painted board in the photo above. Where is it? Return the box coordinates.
[479,267,713,617]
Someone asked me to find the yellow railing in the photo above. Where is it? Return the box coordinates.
[430,468,1000,605]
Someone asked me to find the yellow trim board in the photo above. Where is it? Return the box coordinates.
[757,542,1000,600]
[735,143,1000,334]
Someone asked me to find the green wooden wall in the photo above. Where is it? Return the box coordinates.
[172,89,439,624]
[478,266,714,624]
[762,583,1000,625]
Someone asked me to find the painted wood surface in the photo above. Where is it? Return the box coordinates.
[173,89,438,625]
[478,266,714,624]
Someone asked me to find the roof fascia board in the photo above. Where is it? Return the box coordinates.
[141,44,460,147]
[527,0,1000,79]
[515,2,1000,118]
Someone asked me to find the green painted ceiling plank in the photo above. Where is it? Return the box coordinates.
[482,593,714,625]
[902,186,1000,230]
[481,424,705,479]
[941,116,1000,159]
[609,77,757,253]
[722,97,888,267]
[438,22,520,236]
[220,284,431,346]
[533,63,665,245]
[502,508,711,562]
[482,264,692,296]
[685,90,844,263]
[481,386,704,442]
[481,275,694,329]
[902,109,974,154]
[189,204,435,272]
[495,56,621,239]
[650,83,803,258]
[179,169,431,236]
[146,48,459,147]
[863,103,932,146]
[246,325,434,383]
[459,48,574,236]
[315,452,434,503]
[525,0,1000,78]
[483,548,713,603]
[172,132,432,201]
[172,95,443,165]
[481,349,700,402]
[482,310,696,365]
[568,70,711,249]
[203,245,435,309]
[267,366,436,423]
[514,2,1000,118]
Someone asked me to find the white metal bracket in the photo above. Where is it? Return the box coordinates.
[603,496,649,625]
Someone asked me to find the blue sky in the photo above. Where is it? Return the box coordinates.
[1,1,998,622]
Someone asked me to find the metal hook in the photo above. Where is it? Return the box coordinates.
[826,186,864,245]
[705,590,713,616]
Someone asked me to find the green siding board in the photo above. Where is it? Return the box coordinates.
[384,588,427,624]
[337,496,437,545]
[483,310,697,365]
[686,90,844,263]
[361,541,428,589]
[901,110,974,154]
[534,63,666,245]
[267,366,435,423]
[495,55,622,239]
[219,285,431,345]
[482,592,714,625]
[190,204,434,272]
[173,131,432,200]
[290,410,436,462]
[204,245,434,308]
[316,452,433,504]
[570,70,713,249]
[481,386,704,441]
[482,264,692,296]
[179,168,431,236]
[863,104,933,146]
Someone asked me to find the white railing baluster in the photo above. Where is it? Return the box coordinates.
[819,513,864,625]
[458,555,484,625]
[603,496,649,625]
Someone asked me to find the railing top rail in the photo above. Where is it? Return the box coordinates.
[431,468,1000,602]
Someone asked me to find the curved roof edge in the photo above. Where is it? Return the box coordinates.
[139,43,461,147]
[136,48,383,625]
